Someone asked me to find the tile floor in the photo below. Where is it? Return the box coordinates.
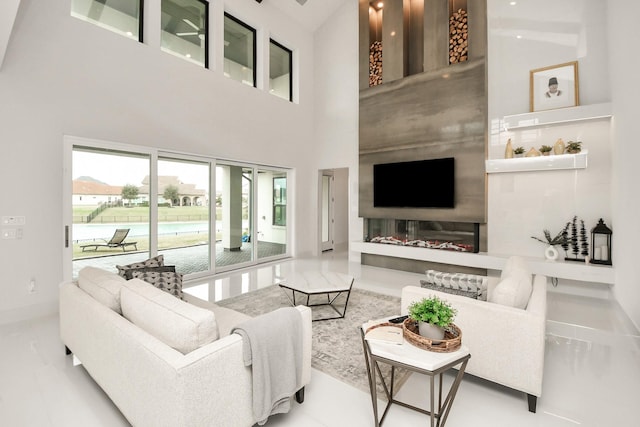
[1,250,639,426]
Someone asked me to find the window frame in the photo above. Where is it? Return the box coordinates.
[272,176,287,226]
[223,12,257,88]
[70,0,144,42]
[160,0,209,68]
[63,135,291,282]
[269,38,293,102]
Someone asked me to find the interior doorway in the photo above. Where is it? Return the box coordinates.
[318,168,349,254]
[320,171,334,252]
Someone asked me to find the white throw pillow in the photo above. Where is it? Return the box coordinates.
[490,269,532,309]
[120,279,219,354]
[78,266,127,313]
[500,256,531,281]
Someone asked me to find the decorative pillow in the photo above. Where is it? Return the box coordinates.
[130,270,183,299]
[77,266,127,313]
[500,256,531,281]
[490,256,533,309]
[120,278,218,354]
[488,271,532,309]
[124,265,176,280]
[423,270,489,301]
[116,255,165,278]
[420,280,479,299]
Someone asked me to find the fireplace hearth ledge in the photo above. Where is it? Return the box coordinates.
[351,241,615,285]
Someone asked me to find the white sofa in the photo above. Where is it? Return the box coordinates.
[400,257,547,412]
[60,267,312,427]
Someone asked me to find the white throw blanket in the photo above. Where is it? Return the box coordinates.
[232,307,303,425]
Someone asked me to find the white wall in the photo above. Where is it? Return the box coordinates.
[0,0,316,323]
[487,0,613,289]
[312,0,361,258]
[608,2,640,330]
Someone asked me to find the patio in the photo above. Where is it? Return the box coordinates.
[72,241,286,277]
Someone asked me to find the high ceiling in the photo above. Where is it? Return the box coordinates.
[0,0,349,70]
[269,0,348,32]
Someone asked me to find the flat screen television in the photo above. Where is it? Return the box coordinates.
[373,157,455,208]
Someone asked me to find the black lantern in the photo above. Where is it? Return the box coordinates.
[590,218,612,265]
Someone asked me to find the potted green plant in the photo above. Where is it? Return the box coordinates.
[539,145,552,156]
[408,296,457,340]
[566,141,582,154]
[531,229,568,261]
[513,146,525,157]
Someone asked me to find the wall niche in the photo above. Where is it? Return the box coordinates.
[449,0,468,64]
[361,0,483,89]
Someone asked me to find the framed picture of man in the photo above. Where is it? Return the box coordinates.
[530,61,579,112]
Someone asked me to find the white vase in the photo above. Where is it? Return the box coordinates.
[418,322,445,340]
[544,245,559,261]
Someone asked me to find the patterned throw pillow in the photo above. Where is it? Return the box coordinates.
[421,269,489,301]
[124,265,176,280]
[116,255,165,278]
[130,270,184,299]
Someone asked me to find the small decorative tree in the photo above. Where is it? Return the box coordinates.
[571,216,579,258]
[563,215,589,261]
[561,225,570,254]
[580,219,590,257]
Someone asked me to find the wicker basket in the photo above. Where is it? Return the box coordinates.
[402,318,462,353]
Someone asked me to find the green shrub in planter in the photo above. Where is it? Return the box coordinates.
[408,296,457,328]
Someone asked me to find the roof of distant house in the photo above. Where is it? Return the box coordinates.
[139,175,206,196]
[73,180,122,196]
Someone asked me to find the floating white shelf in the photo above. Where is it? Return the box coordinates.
[485,150,588,174]
[502,102,612,131]
[351,241,615,285]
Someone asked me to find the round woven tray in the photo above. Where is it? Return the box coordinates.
[402,318,462,353]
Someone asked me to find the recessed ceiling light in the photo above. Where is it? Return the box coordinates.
[516,35,522,39]
[377,2,384,8]
[186,53,191,58]
[510,1,517,5]
[390,31,396,37]
[126,31,133,37]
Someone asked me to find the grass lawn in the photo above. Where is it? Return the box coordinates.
[73,205,100,217]
[73,205,214,223]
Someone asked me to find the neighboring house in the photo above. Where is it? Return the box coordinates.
[138,176,208,207]
[72,179,123,206]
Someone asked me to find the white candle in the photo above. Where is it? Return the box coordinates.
[594,247,601,260]
[600,246,608,261]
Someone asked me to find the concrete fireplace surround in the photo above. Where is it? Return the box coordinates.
[358,0,488,273]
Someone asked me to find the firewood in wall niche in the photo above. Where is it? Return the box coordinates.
[449,8,468,64]
[369,41,383,86]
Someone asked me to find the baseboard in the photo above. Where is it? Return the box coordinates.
[0,301,58,326]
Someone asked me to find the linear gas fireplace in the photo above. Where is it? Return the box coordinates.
[364,219,480,253]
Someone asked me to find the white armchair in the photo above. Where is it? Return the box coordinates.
[401,259,547,412]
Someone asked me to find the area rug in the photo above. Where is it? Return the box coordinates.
[217,285,410,394]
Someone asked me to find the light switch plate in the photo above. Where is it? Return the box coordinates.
[2,216,26,225]
[2,229,17,239]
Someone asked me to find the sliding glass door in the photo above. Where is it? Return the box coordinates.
[215,163,254,270]
[157,157,210,274]
[257,169,287,260]
[71,146,150,277]
[65,137,290,280]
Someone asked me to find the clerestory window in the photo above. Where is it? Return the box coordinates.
[71,0,143,42]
